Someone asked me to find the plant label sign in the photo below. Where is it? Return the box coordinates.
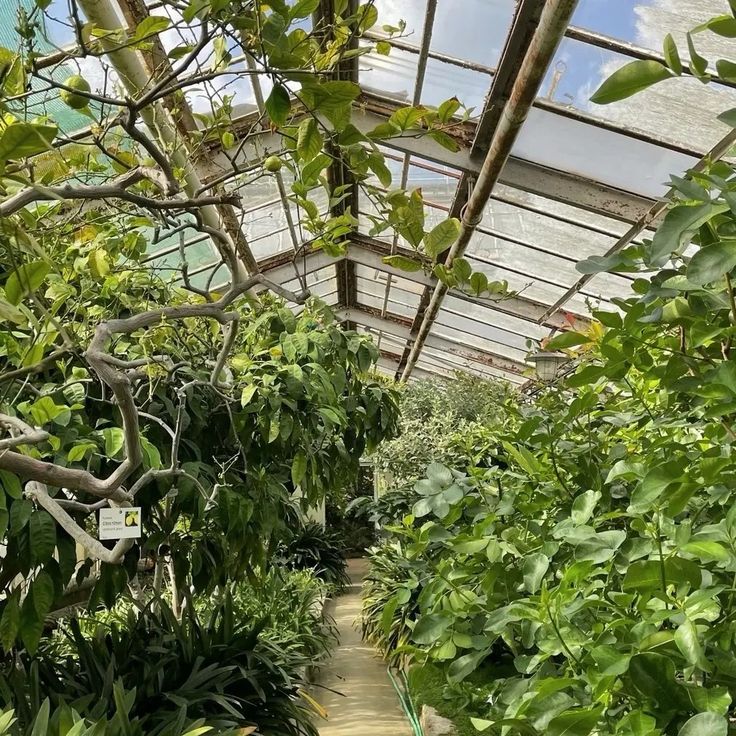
[99,507,142,540]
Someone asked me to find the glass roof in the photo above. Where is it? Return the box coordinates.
[7,0,736,386]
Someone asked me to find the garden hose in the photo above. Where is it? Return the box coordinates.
[388,665,423,736]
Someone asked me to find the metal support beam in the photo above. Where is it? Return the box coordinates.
[399,0,579,381]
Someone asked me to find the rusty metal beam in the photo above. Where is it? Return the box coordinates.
[400,0,580,381]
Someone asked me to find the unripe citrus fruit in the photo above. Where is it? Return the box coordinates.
[264,155,283,172]
[60,75,91,110]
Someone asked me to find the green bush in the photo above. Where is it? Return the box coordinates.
[277,521,350,593]
[1,598,318,736]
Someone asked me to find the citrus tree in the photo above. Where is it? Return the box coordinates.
[0,0,480,648]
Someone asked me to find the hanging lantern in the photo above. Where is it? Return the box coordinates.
[529,351,568,382]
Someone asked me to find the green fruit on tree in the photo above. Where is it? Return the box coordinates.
[60,75,91,110]
[264,155,283,172]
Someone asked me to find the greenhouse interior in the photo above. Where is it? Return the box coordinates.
[4,0,736,734]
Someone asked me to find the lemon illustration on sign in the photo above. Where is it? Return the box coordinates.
[60,75,91,110]
[264,155,283,172]
[124,511,139,527]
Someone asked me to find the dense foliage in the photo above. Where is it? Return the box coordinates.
[360,10,736,736]
[276,520,350,594]
[2,568,331,736]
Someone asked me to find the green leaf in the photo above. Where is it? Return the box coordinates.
[716,59,736,83]
[140,437,162,470]
[623,557,701,592]
[522,552,549,593]
[0,470,22,499]
[469,271,488,295]
[379,254,421,273]
[357,3,378,32]
[375,40,391,55]
[663,33,683,74]
[650,203,727,266]
[241,384,258,407]
[29,510,56,565]
[628,464,681,514]
[544,332,592,350]
[686,240,736,285]
[447,648,489,683]
[19,594,43,654]
[427,129,460,152]
[629,652,677,704]
[380,594,399,635]
[717,107,736,127]
[0,594,20,650]
[0,121,57,161]
[438,97,460,123]
[291,451,307,487]
[571,490,600,526]
[678,713,727,736]
[290,0,319,18]
[687,33,709,78]
[29,699,49,736]
[132,15,170,41]
[675,619,710,670]
[412,612,451,644]
[367,154,392,187]
[0,296,26,325]
[424,219,461,259]
[683,684,731,715]
[296,119,323,162]
[31,571,54,619]
[5,261,50,305]
[29,396,70,427]
[388,106,426,131]
[9,499,32,534]
[265,83,291,126]
[681,540,730,562]
[547,706,603,736]
[590,60,671,104]
[103,427,125,458]
[708,15,736,37]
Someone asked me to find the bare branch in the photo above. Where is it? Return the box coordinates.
[0,168,239,218]
[0,414,50,450]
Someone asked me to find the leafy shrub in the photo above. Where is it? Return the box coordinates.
[198,569,335,674]
[277,521,350,593]
[361,540,422,659]
[1,599,318,736]
[0,688,224,736]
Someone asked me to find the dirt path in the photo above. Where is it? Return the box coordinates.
[313,559,413,735]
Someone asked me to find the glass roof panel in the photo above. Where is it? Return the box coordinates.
[432,311,531,363]
[544,38,734,154]
[465,231,634,300]
[570,0,731,56]
[482,199,622,259]
[512,107,699,197]
[441,294,550,341]
[360,44,490,110]
[492,184,633,237]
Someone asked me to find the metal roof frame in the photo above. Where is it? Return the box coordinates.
[20,0,736,384]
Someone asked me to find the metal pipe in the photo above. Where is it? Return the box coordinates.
[400,0,580,381]
[77,0,250,279]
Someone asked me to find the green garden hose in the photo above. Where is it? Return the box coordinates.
[388,666,423,736]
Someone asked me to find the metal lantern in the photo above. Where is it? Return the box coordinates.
[529,351,568,382]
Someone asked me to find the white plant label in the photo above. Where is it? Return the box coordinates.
[99,507,142,540]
